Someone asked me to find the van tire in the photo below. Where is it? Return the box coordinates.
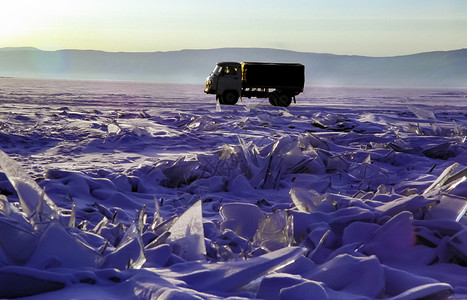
[268,92,279,106]
[276,93,292,107]
[220,91,239,105]
[269,92,292,107]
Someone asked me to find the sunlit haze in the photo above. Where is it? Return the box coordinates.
[1,0,466,56]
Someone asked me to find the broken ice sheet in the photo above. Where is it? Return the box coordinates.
[326,155,348,172]
[0,216,38,265]
[0,195,10,215]
[443,166,467,190]
[166,200,206,261]
[107,121,121,135]
[27,222,102,269]
[254,136,307,189]
[298,132,328,150]
[408,105,437,121]
[374,195,437,218]
[253,210,294,252]
[422,142,455,160]
[0,150,59,227]
[426,194,467,222]
[159,157,200,188]
[302,254,385,298]
[220,202,263,240]
[238,136,260,175]
[447,228,467,264]
[423,163,459,197]
[348,162,380,180]
[151,196,163,229]
[164,246,306,294]
[102,222,146,269]
[359,211,416,263]
[453,120,464,137]
[289,188,335,213]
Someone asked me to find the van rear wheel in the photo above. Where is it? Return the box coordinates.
[276,94,292,107]
[268,92,279,106]
[220,91,239,105]
[269,92,292,107]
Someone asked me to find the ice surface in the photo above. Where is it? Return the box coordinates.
[0,80,467,299]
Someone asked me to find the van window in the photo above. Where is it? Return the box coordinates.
[212,65,222,76]
[223,66,238,75]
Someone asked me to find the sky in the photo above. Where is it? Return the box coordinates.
[1,0,466,57]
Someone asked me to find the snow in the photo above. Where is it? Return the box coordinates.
[1,77,467,299]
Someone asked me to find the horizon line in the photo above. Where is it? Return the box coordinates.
[1,46,466,59]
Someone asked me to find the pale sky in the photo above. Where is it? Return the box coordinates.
[1,0,466,56]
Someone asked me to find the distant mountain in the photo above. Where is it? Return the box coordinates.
[0,47,466,87]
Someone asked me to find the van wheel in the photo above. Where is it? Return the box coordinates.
[276,94,292,107]
[220,91,238,105]
[269,92,292,107]
[268,92,279,106]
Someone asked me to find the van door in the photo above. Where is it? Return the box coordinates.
[216,65,242,96]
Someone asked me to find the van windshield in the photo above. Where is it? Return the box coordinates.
[212,65,222,76]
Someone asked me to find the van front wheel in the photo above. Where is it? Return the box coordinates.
[220,91,239,105]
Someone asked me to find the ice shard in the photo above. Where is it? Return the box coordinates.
[253,210,294,251]
[0,150,58,227]
[303,254,385,298]
[0,216,39,265]
[408,105,437,121]
[374,195,436,218]
[453,120,464,137]
[426,194,467,222]
[423,163,459,197]
[220,202,263,240]
[254,136,305,189]
[169,246,306,293]
[444,166,467,188]
[26,222,101,269]
[107,121,121,135]
[238,136,260,176]
[359,211,415,263]
[448,228,467,264]
[0,195,10,216]
[290,188,335,213]
[167,200,206,261]
[103,222,146,269]
[390,283,453,300]
[151,196,163,230]
[68,202,76,228]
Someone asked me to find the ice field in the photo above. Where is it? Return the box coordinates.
[0,78,467,299]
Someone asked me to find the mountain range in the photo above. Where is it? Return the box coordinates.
[1,47,466,87]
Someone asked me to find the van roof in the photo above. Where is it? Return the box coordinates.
[217,62,241,66]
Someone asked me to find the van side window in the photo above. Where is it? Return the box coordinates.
[223,66,238,75]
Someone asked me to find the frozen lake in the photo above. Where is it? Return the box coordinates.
[1,77,466,109]
[0,77,467,299]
